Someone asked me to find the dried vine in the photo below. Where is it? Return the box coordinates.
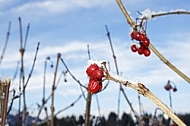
[116,0,190,83]
[101,61,186,126]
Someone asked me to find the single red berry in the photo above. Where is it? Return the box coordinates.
[130,31,141,41]
[86,63,99,77]
[137,46,144,55]
[173,87,177,92]
[139,33,146,41]
[88,79,100,93]
[130,31,137,39]
[143,48,151,57]
[92,69,104,81]
[164,83,172,91]
[130,44,138,52]
[142,37,150,47]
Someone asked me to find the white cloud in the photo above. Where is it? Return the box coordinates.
[5,41,189,121]
[0,0,18,9]
[8,0,114,17]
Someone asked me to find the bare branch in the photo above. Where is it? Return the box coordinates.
[151,10,190,18]
[116,0,190,83]
[116,0,136,29]
[0,22,11,66]
[102,62,186,126]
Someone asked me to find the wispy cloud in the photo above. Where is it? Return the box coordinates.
[8,0,114,17]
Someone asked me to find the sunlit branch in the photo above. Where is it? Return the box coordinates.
[151,10,190,18]
[148,44,190,83]
[116,0,190,83]
[51,53,61,126]
[102,61,186,126]
[116,0,136,29]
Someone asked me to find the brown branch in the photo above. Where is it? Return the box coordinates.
[116,0,136,29]
[85,92,92,126]
[51,53,61,126]
[151,11,190,18]
[0,22,11,66]
[148,44,190,83]
[116,0,190,83]
[105,25,143,125]
[101,62,186,126]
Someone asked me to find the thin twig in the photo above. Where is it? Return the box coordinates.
[33,94,51,126]
[24,23,30,49]
[42,56,54,105]
[105,25,121,122]
[0,22,11,66]
[11,61,20,85]
[60,58,87,99]
[24,42,40,88]
[151,11,190,18]
[105,25,143,126]
[55,94,82,116]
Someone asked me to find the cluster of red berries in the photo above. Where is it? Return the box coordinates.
[130,31,151,57]
[86,63,104,94]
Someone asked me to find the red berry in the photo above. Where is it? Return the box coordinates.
[130,31,137,39]
[88,79,100,93]
[130,31,141,41]
[139,33,146,41]
[137,46,144,55]
[92,69,104,80]
[164,83,172,91]
[142,37,150,47]
[143,48,151,57]
[130,44,138,52]
[173,87,177,92]
[86,64,99,77]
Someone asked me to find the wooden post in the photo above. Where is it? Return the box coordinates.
[0,79,10,126]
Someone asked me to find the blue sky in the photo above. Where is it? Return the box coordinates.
[0,0,190,120]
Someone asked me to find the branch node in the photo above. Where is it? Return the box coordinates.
[137,83,149,96]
